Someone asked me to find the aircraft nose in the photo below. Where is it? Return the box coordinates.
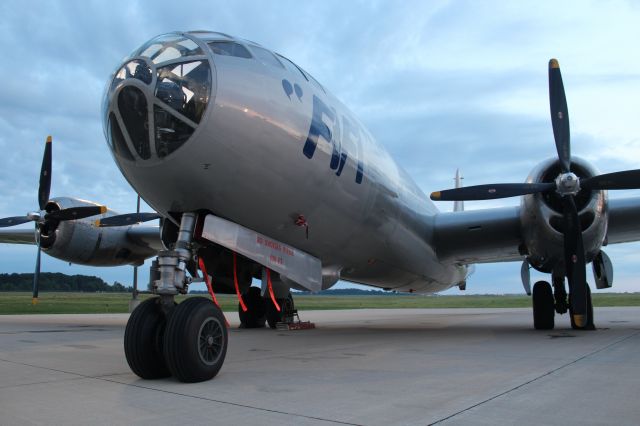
[102,33,213,163]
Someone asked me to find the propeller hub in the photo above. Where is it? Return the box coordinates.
[555,172,581,196]
[27,211,42,222]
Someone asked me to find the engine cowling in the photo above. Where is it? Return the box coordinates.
[520,157,607,273]
[40,197,158,266]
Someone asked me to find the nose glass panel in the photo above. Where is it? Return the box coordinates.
[111,60,152,92]
[136,35,203,64]
[118,86,150,160]
[104,33,211,162]
[155,61,210,124]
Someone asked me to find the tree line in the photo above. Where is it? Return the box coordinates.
[0,273,132,292]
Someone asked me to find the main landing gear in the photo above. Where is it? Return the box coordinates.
[531,277,595,331]
[238,287,296,329]
[124,213,230,383]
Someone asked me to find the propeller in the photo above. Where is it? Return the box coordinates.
[95,212,161,227]
[0,136,107,304]
[429,59,640,328]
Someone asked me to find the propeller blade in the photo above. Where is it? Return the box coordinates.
[46,206,107,221]
[562,196,588,327]
[549,59,571,173]
[581,169,640,190]
[430,182,554,201]
[0,216,32,228]
[38,136,53,211]
[95,212,161,227]
[32,238,41,305]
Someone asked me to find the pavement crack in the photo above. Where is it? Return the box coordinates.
[97,378,364,426]
[0,357,362,425]
[428,330,640,425]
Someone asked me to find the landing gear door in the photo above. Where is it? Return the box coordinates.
[592,250,613,290]
[200,214,322,292]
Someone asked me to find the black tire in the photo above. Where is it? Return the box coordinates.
[163,297,228,383]
[266,293,294,329]
[570,285,595,330]
[124,297,171,379]
[532,281,555,330]
[238,287,266,328]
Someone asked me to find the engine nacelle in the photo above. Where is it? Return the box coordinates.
[40,197,158,266]
[520,158,607,274]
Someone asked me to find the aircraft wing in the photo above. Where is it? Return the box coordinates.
[125,225,164,252]
[0,228,37,245]
[432,196,640,265]
[605,197,640,244]
[0,225,163,253]
[433,205,523,265]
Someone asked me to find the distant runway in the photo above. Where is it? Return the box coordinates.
[1,308,639,425]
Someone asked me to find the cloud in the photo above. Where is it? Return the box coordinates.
[1,0,640,294]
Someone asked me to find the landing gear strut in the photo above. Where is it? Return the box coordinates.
[124,212,229,383]
[552,274,569,315]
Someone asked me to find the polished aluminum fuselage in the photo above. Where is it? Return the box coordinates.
[107,32,466,293]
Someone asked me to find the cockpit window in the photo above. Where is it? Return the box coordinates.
[250,46,284,69]
[137,35,203,64]
[208,41,252,59]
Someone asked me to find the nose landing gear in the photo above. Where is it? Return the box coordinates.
[124,212,229,383]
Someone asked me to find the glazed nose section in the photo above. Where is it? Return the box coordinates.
[103,34,213,162]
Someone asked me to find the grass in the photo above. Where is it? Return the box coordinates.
[1,291,639,315]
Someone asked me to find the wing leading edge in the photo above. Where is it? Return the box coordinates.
[0,228,37,245]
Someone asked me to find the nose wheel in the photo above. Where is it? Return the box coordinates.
[124,297,172,379]
[125,297,228,383]
[163,297,228,382]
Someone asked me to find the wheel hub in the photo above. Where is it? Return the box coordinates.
[198,317,223,366]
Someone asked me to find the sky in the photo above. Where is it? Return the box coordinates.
[1,0,640,294]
